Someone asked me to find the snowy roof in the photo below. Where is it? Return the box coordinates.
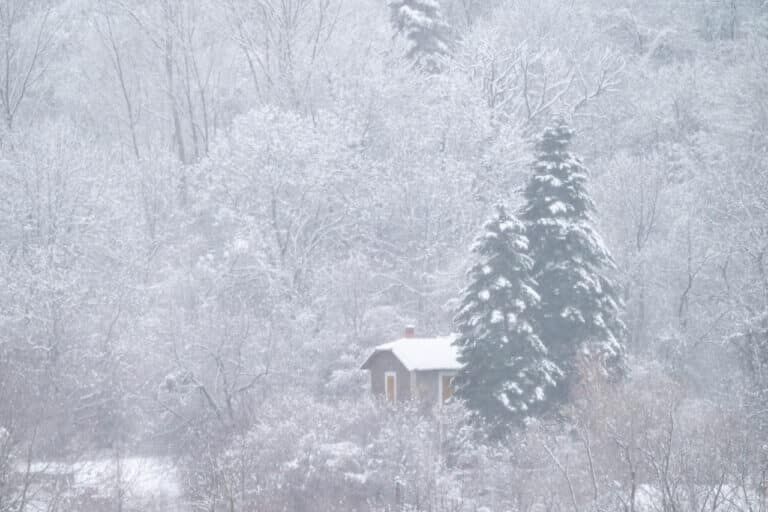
[361,334,461,371]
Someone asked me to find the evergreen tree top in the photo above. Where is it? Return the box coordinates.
[465,205,535,284]
[535,119,575,155]
[389,0,451,71]
[523,119,597,229]
[473,205,524,248]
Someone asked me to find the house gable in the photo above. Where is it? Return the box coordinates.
[363,350,412,401]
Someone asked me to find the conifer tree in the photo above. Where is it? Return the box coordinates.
[521,120,626,399]
[453,206,562,428]
[389,0,450,71]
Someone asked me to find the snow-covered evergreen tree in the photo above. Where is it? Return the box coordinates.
[389,0,450,71]
[453,206,562,428]
[521,120,626,399]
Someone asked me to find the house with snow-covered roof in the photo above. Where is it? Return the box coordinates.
[360,326,461,405]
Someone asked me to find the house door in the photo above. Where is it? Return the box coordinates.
[385,372,396,402]
[441,375,454,403]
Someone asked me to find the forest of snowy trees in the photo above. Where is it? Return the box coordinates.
[1,0,767,510]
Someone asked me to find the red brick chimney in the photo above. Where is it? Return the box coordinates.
[404,325,415,338]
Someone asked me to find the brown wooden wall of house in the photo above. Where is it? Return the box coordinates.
[367,351,411,400]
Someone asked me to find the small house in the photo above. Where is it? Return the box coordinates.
[360,327,461,405]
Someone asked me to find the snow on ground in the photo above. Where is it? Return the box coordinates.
[19,455,183,510]
[634,483,761,512]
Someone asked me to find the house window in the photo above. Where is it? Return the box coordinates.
[439,373,455,404]
[385,371,397,402]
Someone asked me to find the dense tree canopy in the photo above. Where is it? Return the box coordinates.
[1,0,767,509]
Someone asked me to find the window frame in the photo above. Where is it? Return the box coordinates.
[438,371,456,405]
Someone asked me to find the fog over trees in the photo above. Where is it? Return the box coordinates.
[1,0,767,510]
